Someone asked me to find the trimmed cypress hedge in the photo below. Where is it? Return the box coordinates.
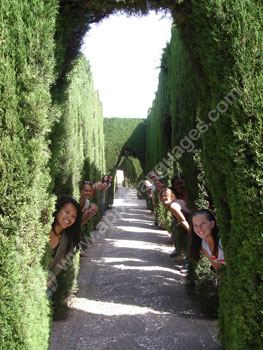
[103,117,146,174]
[119,156,143,187]
[1,1,263,349]
[0,1,58,348]
[48,53,106,313]
[49,53,105,198]
[145,3,263,348]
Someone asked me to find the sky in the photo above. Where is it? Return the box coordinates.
[81,11,173,119]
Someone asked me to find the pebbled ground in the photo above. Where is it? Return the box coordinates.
[50,187,221,350]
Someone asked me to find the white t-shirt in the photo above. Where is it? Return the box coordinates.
[202,239,225,264]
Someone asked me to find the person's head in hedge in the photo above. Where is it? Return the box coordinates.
[81,203,98,227]
[79,181,93,210]
[155,177,166,193]
[51,196,82,254]
[102,174,108,183]
[159,187,175,206]
[190,208,225,271]
[170,173,185,199]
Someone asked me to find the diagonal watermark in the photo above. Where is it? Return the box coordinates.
[137,88,242,195]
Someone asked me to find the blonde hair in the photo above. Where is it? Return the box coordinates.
[159,188,176,201]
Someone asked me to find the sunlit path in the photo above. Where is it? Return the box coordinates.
[50,187,220,350]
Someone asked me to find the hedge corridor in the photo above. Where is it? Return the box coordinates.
[0,1,262,349]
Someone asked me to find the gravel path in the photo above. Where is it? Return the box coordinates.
[50,187,221,350]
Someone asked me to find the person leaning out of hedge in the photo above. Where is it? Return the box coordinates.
[189,208,226,271]
[80,182,99,257]
[79,180,98,227]
[46,196,82,299]
[159,187,191,268]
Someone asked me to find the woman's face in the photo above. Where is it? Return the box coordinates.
[192,214,214,240]
[104,175,108,182]
[88,205,98,217]
[155,181,165,192]
[160,191,172,205]
[56,202,77,230]
[174,178,184,194]
[81,184,93,200]
[94,182,102,190]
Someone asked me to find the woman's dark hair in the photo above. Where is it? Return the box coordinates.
[80,180,93,190]
[189,209,219,261]
[52,196,82,254]
[170,173,184,198]
[157,177,165,184]
[102,175,109,184]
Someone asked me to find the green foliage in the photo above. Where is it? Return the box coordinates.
[48,53,106,312]
[145,2,263,347]
[50,53,105,199]
[184,2,263,348]
[103,118,146,174]
[186,256,219,317]
[0,0,58,348]
[119,156,143,187]
[1,1,263,348]
[52,252,80,320]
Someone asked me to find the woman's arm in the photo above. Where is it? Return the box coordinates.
[201,248,224,271]
[81,208,92,227]
[169,202,190,232]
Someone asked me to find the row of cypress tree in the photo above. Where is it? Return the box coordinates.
[0,1,58,348]
[0,1,106,347]
[1,0,263,349]
[145,11,263,347]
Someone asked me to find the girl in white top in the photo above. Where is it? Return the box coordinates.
[190,209,225,271]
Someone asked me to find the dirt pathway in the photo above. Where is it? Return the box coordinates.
[50,187,221,350]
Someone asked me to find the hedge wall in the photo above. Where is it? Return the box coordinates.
[118,156,143,187]
[1,1,263,349]
[0,1,58,348]
[103,117,146,174]
[49,53,105,198]
[48,53,106,312]
[145,3,263,349]
[184,3,263,348]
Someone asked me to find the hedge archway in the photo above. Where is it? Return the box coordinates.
[1,1,262,349]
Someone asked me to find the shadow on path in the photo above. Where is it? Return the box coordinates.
[50,187,221,350]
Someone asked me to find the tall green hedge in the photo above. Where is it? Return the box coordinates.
[119,156,143,187]
[103,117,146,174]
[48,53,106,312]
[1,1,263,349]
[0,1,58,348]
[49,53,105,198]
[185,3,263,348]
[145,3,263,348]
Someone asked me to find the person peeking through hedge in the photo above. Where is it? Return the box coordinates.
[107,175,113,189]
[159,187,191,270]
[79,181,93,213]
[46,196,82,298]
[155,177,166,193]
[170,173,187,201]
[189,209,225,271]
[79,181,98,256]
[101,175,109,217]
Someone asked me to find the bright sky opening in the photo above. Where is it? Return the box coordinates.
[81,11,173,119]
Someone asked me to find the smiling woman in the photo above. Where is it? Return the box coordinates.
[46,196,82,298]
[81,11,172,118]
